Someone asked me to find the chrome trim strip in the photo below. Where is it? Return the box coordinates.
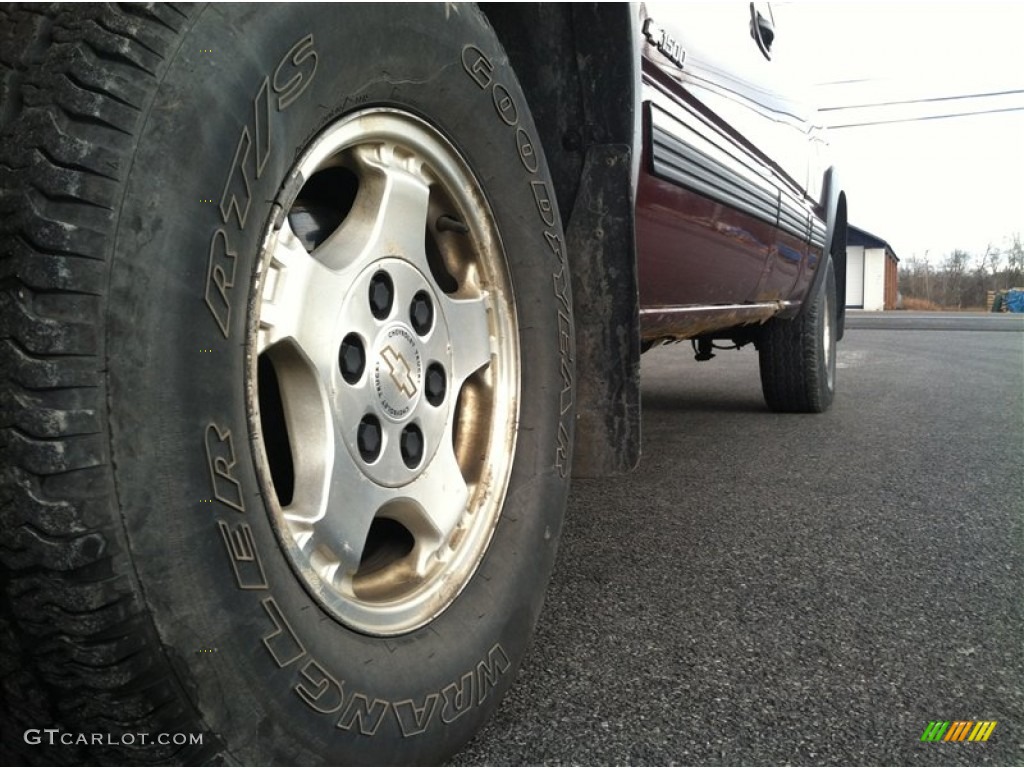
[640,301,799,318]
[810,217,827,250]
[649,102,823,246]
[639,301,799,341]
[649,103,778,225]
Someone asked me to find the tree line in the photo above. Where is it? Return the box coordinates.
[898,234,1024,309]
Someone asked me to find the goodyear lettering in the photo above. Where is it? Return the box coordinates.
[460,37,574,481]
[492,84,518,126]
[530,180,557,227]
[515,127,538,173]
[460,44,519,127]
[554,263,573,417]
[544,230,565,262]
[558,310,573,415]
[553,265,571,313]
[461,45,493,89]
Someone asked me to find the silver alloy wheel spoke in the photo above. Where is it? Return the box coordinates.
[256,220,314,354]
[444,295,492,382]
[315,144,433,275]
[310,428,391,577]
[399,439,471,573]
[258,219,353,365]
[308,434,471,580]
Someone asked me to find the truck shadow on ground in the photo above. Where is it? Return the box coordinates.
[641,388,768,414]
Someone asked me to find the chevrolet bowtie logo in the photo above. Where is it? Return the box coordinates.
[381,345,418,398]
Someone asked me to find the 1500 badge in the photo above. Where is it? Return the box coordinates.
[643,17,685,69]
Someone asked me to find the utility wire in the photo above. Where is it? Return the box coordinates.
[828,104,1024,129]
[820,88,1024,111]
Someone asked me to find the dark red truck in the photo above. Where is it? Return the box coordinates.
[637,3,842,413]
[0,3,846,764]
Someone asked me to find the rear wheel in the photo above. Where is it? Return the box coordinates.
[758,257,837,413]
[0,4,574,764]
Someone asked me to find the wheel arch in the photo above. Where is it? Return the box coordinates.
[483,3,643,476]
[832,188,849,340]
[808,166,848,340]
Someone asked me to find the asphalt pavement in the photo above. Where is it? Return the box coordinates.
[452,313,1023,766]
[846,310,1024,332]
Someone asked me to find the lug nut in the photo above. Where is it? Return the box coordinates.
[357,415,382,463]
[425,363,446,407]
[339,334,365,384]
[410,291,433,336]
[369,271,394,320]
[400,424,424,468]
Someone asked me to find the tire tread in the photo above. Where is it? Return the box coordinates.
[1,3,216,763]
[758,259,834,413]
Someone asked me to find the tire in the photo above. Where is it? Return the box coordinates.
[757,256,837,413]
[0,4,575,765]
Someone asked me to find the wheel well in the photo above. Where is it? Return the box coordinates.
[832,191,848,339]
[483,4,643,476]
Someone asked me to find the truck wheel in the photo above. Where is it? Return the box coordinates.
[0,4,574,765]
[757,257,837,413]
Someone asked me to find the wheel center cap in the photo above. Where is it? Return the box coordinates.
[373,325,423,421]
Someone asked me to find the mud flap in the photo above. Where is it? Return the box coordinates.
[566,144,642,477]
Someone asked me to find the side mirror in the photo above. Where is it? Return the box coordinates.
[750,2,775,60]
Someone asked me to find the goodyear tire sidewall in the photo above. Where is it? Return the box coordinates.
[104,5,573,763]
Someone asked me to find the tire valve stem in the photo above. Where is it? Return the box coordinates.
[436,214,469,235]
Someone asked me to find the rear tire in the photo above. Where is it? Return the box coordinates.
[0,4,575,764]
[758,257,837,413]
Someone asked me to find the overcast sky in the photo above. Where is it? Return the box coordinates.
[771,1,1024,264]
